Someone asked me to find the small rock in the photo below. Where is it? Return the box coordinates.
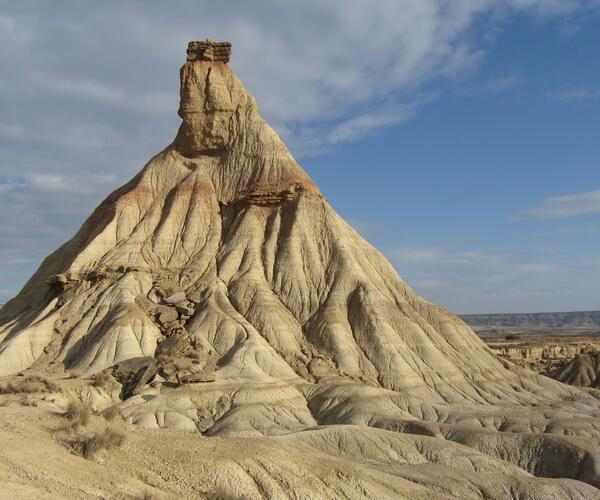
[179,372,216,384]
[112,356,156,384]
[175,303,195,316]
[156,334,190,358]
[155,305,178,325]
[122,361,158,399]
[46,272,79,289]
[164,291,186,304]
[84,270,104,281]
[135,296,155,314]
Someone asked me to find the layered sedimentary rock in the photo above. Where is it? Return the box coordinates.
[187,39,231,62]
[552,352,600,388]
[486,338,600,374]
[0,41,599,496]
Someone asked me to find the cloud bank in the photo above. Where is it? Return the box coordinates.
[0,0,597,303]
[521,190,600,219]
[390,247,600,313]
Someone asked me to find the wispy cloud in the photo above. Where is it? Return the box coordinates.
[505,0,589,16]
[388,246,600,313]
[519,189,600,219]
[0,0,598,303]
[390,248,559,280]
[327,96,437,145]
[327,109,410,144]
[546,87,600,100]
[485,76,523,92]
[0,122,26,139]
[455,75,524,98]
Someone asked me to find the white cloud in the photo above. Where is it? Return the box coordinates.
[520,190,600,219]
[546,87,600,100]
[485,76,523,92]
[0,0,598,302]
[0,122,26,139]
[388,246,600,313]
[504,0,582,15]
[390,248,559,279]
[0,14,30,43]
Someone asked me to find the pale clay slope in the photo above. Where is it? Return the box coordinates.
[0,53,599,497]
[1,405,598,499]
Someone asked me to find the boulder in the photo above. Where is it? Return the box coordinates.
[179,371,216,384]
[155,305,178,326]
[156,334,191,358]
[112,356,157,385]
[164,291,187,304]
[120,358,159,399]
[175,303,195,316]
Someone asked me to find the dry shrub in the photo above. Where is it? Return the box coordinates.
[101,404,123,422]
[0,375,59,394]
[71,425,126,459]
[186,349,205,361]
[91,370,114,388]
[63,399,92,428]
[135,491,159,500]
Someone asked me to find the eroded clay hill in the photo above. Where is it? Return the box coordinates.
[1,41,600,497]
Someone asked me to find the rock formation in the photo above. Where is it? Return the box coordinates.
[552,352,600,388]
[0,40,599,497]
[485,337,600,374]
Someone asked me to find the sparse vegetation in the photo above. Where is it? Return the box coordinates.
[70,425,126,459]
[504,334,521,341]
[57,398,127,459]
[0,375,59,394]
[63,399,92,428]
[101,404,123,422]
[136,490,159,500]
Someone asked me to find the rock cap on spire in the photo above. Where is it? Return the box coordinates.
[187,39,232,63]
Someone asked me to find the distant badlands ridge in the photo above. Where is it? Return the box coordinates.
[0,40,599,498]
[2,305,599,330]
[462,310,600,330]
[462,311,600,390]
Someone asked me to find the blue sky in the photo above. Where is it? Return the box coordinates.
[308,10,600,313]
[1,1,599,313]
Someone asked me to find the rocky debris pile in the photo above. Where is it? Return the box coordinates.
[112,352,216,400]
[186,39,231,62]
[123,277,218,397]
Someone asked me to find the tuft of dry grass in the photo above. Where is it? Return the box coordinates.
[136,490,159,500]
[0,375,59,394]
[91,370,114,388]
[63,399,92,429]
[71,425,126,459]
[101,404,123,422]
